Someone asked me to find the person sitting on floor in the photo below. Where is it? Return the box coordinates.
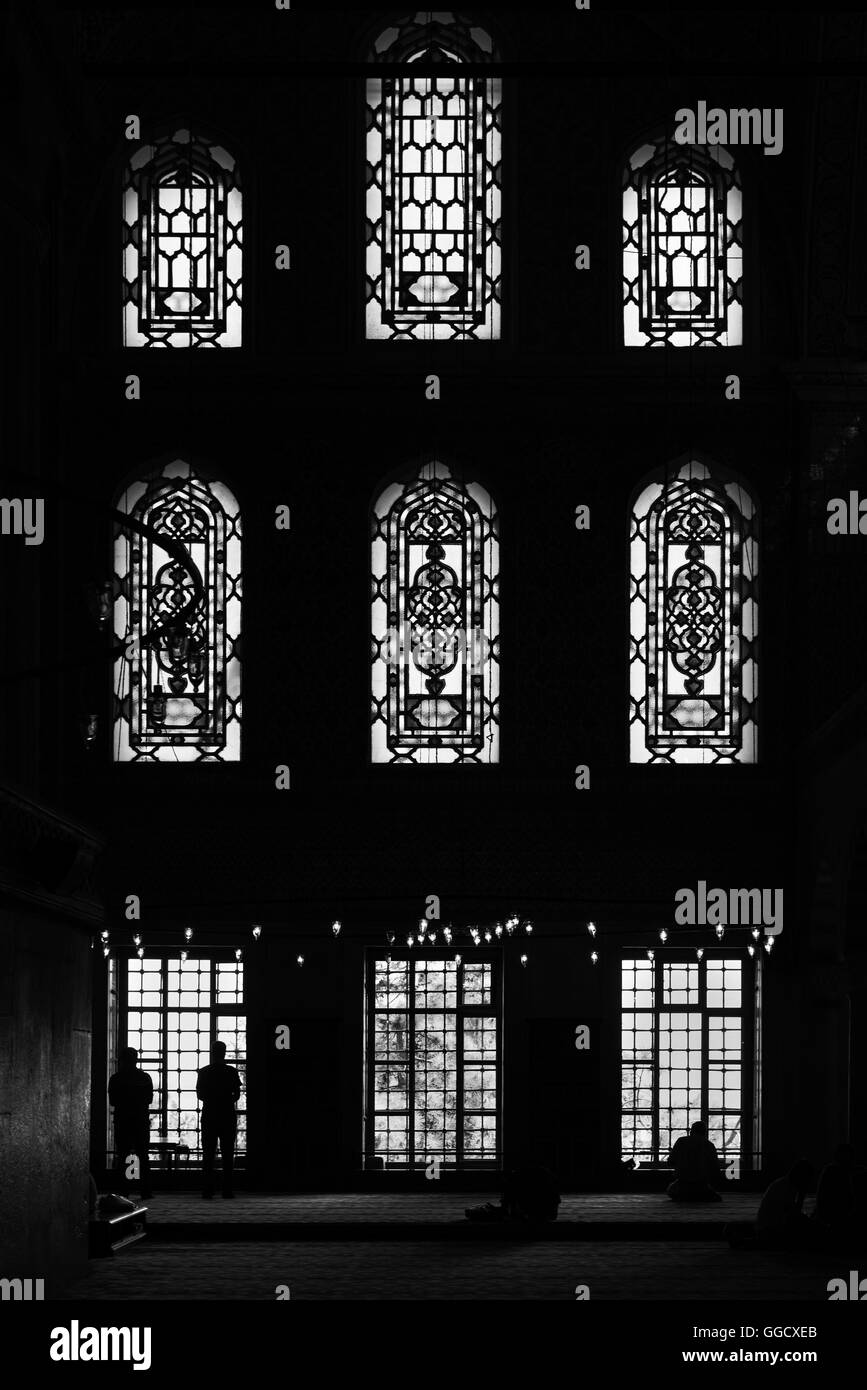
[754,1158,816,1246]
[466,1165,561,1222]
[666,1121,723,1202]
[814,1143,856,1232]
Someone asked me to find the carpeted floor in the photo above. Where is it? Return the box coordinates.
[62,1237,849,1301]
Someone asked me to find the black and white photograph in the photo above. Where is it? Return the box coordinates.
[1,0,866,1371]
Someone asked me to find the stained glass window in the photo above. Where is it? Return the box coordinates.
[623,132,742,346]
[371,460,500,764]
[629,458,758,765]
[621,954,745,1166]
[365,954,501,1170]
[113,458,242,762]
[365,14,501,340]
[122,955,246,1164]
[123,128,243,347]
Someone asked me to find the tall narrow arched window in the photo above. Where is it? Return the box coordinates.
[623,132,742,347]
[113,458,242,761]
[371,460,500,764]
[122,128,243,347]
[629,458,757,764]
[365,14,501,341]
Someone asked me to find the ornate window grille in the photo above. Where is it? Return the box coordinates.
[621,954,749,1167]
[123,128,243,347]
[113,458,242,762]
[365,953,501,1170]
[629,458,758,765]
[371,460,500,764]
[623,133,742,346]
[365,14,501,340]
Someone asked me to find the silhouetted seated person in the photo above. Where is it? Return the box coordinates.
[666,1122,722,1202]
[197,1041,242,1199]
[465,1166,561,1222]
[727,1159,816,1249]
[814,1144,856,1232]
[108,1046,154,1200]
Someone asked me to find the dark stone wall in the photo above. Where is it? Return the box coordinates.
[0,915,92,1286]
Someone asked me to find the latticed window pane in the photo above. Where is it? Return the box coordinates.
[623,132,741,346]
[366,14,501,340]
[629,458,758,765]
[371,460,499,764]
[121,956,246,1163]
[365,954,501,1170]
[621,955,748,1166]
[123,128,242,347]
[113,458,242,762]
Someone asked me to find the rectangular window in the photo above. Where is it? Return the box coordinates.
[621,953,749,1167]
[364,953,501,1169]
[118,955,246,1165]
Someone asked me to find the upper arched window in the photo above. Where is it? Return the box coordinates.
[629,458,757,764]
[123,128,243,347]
[623,132,742,347]
[112,458,242,761]
[371,459,500,764]
[365,14,501,341]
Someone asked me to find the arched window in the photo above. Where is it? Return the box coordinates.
[122,128,243,347]
[371,460,500,764]
[629,458,757,764]
[623,132,742,346]
[365,14,501,340]
[112,458,242,761]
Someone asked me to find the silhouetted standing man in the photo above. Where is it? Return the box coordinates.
[108,1046,154,1199]
[197,1041,241,1199]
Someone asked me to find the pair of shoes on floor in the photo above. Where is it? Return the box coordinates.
[465,1202,506,1222]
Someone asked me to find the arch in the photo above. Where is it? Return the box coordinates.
[112,457,242,761]
[629,455,758,763]
[365,14,501,340]
[623,129,742,346]
[122,127,243,347]
[371,458,500,763]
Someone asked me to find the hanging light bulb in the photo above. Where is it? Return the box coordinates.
[136,946,144,959]
[386,932,395,945]
[184,928,193,942]
[494,923,503,938]
[659,928,668,943]
[647,949,655,961]
[252,925,262,940]
[331,920,342,938]
[587,921,597,938]
[715,924,725,941]
[102,946,110,959]
[180,950,188,962]
[428,930,437,944]
[418,919,427,936]
[406,934,414,947]
[751,927,760,941]
[133,933,142,947]
[484,929,492,943]
[590,950,598,965]
[470,928,480,945]
[764,937,774,954]
[696,947,704,960]
[454,953,462,965]
[100,930,109,943]
[296,954,305,966]
[747,945,755,958]
[235,948,242,961]
[524,921,534,935]
[520,953,528,967]
[443,927,452,944]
